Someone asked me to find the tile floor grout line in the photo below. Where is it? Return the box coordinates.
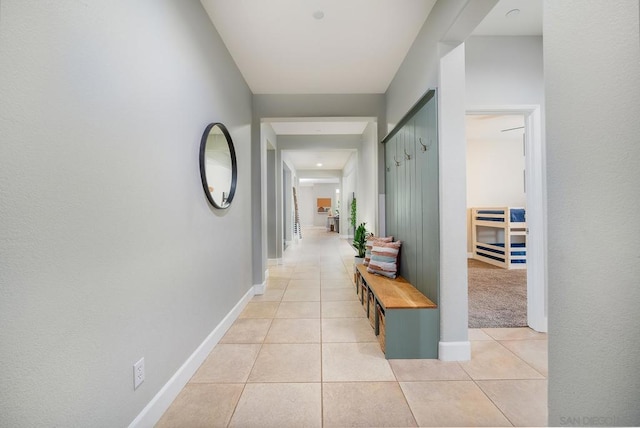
[470,376,517,427]
[395,377,420,427]
[160,230,548,426]
[225,381,248,428]
[481,327,547,341]
[494,338,548,379]
[319,263,325,428]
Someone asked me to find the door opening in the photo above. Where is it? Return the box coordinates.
[466,107,547,332]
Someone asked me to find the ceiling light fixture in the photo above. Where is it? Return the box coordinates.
[505,8,520,18]
[312,10,324,20]
[316,163,323,167]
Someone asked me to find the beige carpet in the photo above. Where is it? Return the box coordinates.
[468,259,527,328]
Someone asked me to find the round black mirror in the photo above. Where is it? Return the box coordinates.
[199,122,237,209]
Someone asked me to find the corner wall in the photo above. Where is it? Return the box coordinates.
[545,1,640,425]
[385,0,498,360]
[0,1,252,426]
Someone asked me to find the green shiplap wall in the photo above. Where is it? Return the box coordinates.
[383,91,439,305]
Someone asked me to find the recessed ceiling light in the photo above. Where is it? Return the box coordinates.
[312,10,324,20]
[316,163,323,167]
[505,9,520,18]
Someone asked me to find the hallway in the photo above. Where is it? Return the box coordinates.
[157,229,548,427]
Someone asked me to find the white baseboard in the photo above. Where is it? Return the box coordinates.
[254,280,266,295]
[267,258,282,266]
[128,287,255,428]
[439,341,471,361]
[529,316,548,333]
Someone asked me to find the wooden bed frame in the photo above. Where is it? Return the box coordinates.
[471,207,527,270]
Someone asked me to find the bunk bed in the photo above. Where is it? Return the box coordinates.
[471,207,527,269]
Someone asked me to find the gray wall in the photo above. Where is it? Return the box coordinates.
[386,0,497,129]
[465,36,544,107]
[267,149,277,258]
[545,1,640,426]
[0,1,252,426]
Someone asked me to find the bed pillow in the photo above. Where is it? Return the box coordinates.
[364,236,393,266]
[367,241,402,278]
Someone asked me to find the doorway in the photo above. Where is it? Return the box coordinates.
[466,113,527,328]
[283,164,292,251]
[466,106,547,332]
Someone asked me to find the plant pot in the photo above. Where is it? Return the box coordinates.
[354,256,364,279]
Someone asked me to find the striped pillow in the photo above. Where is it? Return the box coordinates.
[364,236,393,266]
[367,241,402,278]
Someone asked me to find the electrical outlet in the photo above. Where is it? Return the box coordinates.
[133,358,145,390]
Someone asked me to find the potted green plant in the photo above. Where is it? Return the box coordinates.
[349,197,357,235]
[353,222,369,264]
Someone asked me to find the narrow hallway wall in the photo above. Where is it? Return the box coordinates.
[545,1,640,425]
[0,1,253,426]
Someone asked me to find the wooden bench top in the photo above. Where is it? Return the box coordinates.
[356,264,437,310]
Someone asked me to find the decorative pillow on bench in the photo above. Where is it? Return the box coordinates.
[367,241,402,278]
[364,236,393,266]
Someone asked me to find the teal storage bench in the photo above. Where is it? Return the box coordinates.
[355,264,439,359]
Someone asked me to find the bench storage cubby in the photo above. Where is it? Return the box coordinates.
[355,264,438,359]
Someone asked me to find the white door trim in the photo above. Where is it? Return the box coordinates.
[467,105,548,332]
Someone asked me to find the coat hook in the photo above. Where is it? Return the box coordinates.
[419,137,432,152]
[393,155,401,166]
[404,147,411,160]
[419,138,427,152]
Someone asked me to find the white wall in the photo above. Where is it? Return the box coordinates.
[465,36,544,107]
[342,152,358,236]
[545,1,640,425]
[358,121,379,235]
[466,136,525,207]
[0,1,252,426]
[311,184,340,227]
[297,185,315,227]
[262,123,277,262]
[466,125,526,253]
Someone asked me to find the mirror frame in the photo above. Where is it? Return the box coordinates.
[199,122,237,209]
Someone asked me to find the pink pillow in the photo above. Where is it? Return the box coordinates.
[364,236,393,266]
[367,241,402,278]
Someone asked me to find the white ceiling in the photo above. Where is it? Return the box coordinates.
[283,150,354,171]
[466,114,525,140]
[201,0,541,176]
[270,120,369,136]
[472,0,542,36]
[200,0,437,94]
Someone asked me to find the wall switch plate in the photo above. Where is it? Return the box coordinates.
[133,358,145,390]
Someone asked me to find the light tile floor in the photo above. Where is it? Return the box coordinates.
[157,228,548,427]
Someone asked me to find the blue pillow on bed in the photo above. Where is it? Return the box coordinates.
[510,209,526,223]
